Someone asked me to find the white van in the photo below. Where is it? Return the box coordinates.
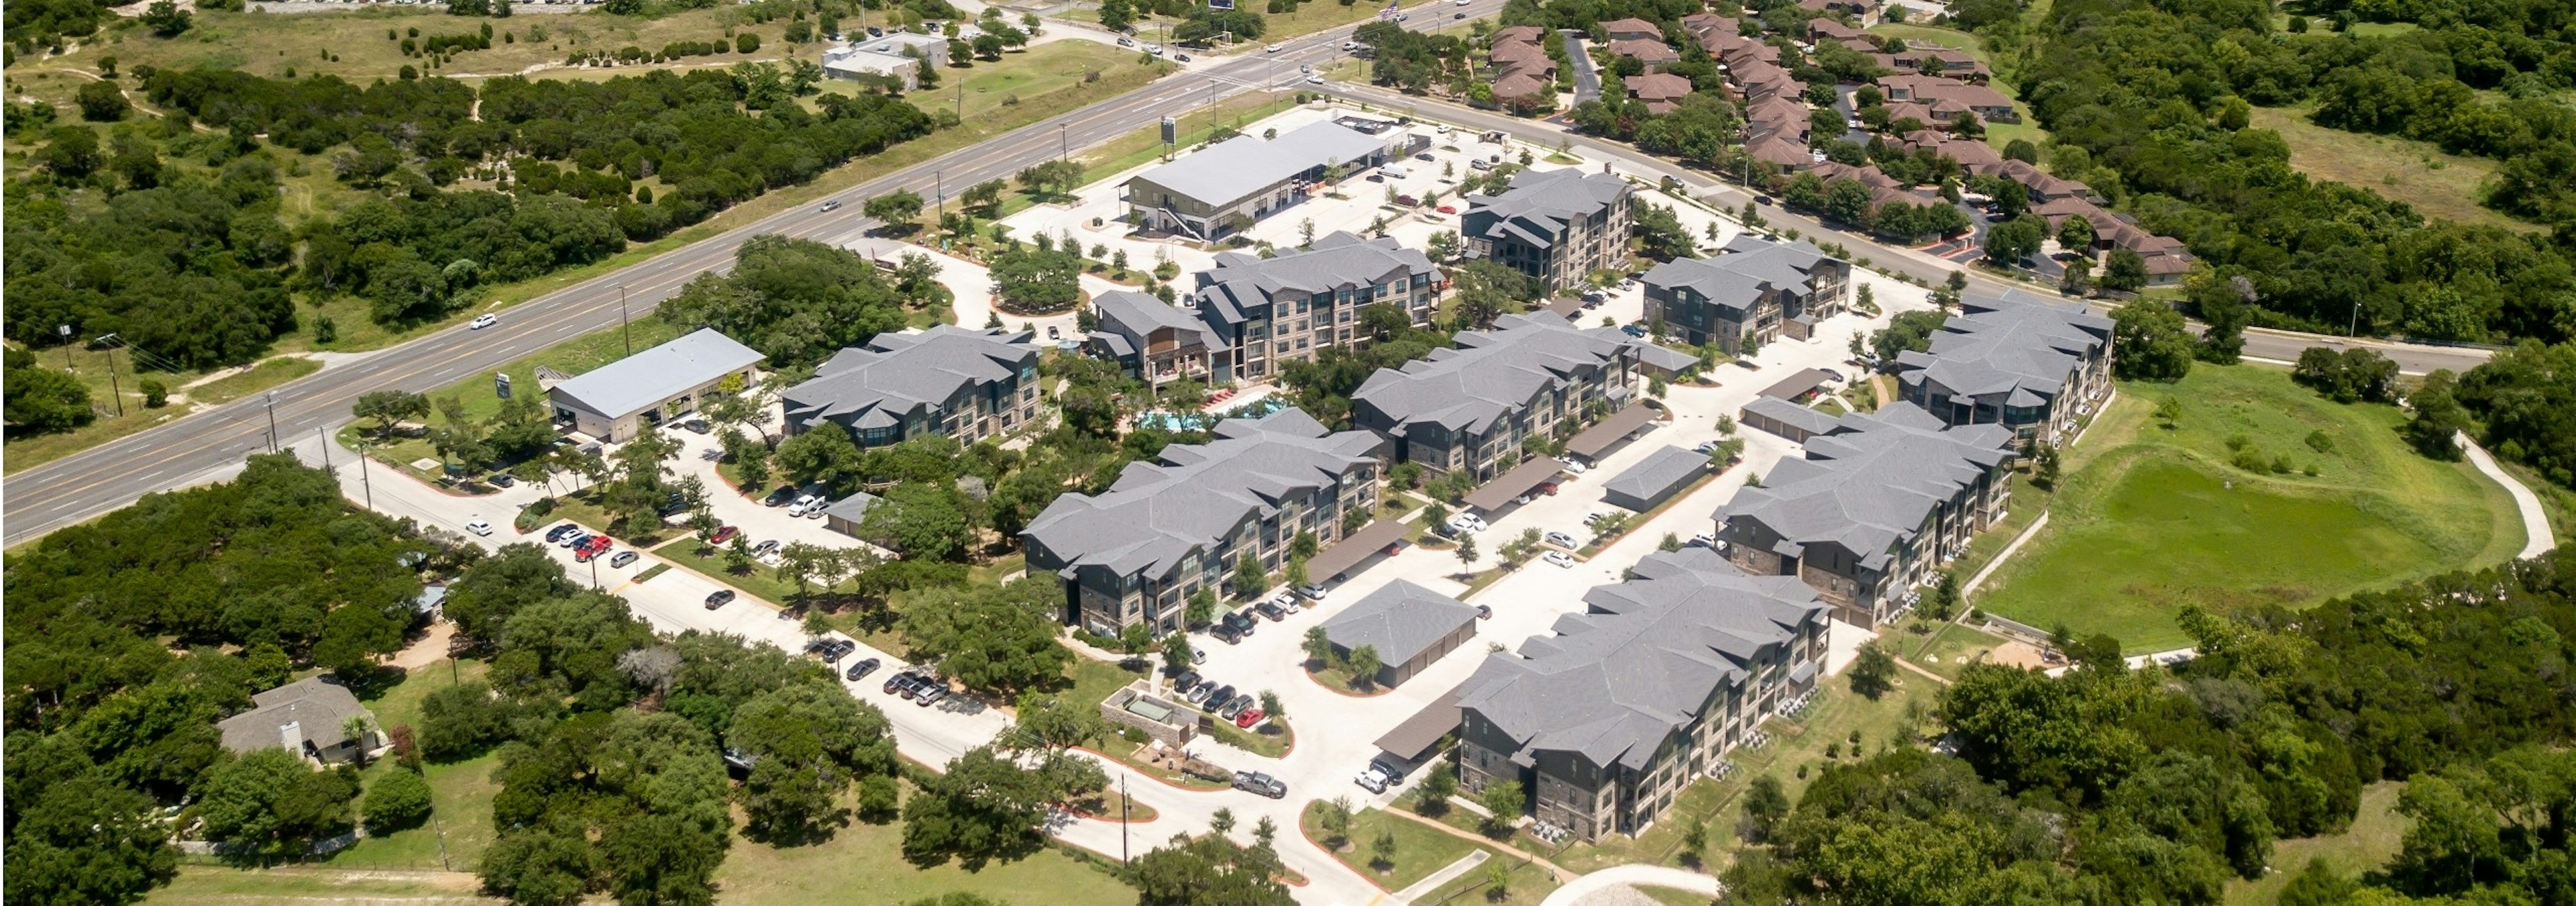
[1380,164,1409,179]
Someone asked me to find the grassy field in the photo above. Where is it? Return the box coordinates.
[2246,106,2528,232]
[715,799,1137,906]
[1976,364,2524,652]
[144,866,496,906]
[850,41,1148,124]
[1302,802,1491,893]
[2224,782,2410,905]
[1890,619,2014,681]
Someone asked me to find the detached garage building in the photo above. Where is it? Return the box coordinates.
[1319,581,1481,689]
[1601,446,1709,511]
[549,329,763,443]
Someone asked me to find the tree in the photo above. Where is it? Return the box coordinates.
[1231,552,1269,600]
[1849,643,1897,699]
[731,683,897,844]
[2056,215,2096,252]
[988,242,1083,314]
[1132,832,1296,905]
[1870,310,1947,361]
[1452,260,1535,330]
[3,352,95,434]
[2401,370,2469,460]
[2110,301,2194,382]
[2101,248,2149,293]
[76,79,129,121]
[1417,764,1458,815]
[1346,646,1382,689]
[864,189,925,234]
[5,773,180,905]
[353,389,431,438]
[2155,397,2184,428]
[1983,214,2045,265]
[141,0,191,35]
[902,744,1057,867]
[1097,0,1134,30]
[193,749,359,864]
[364,768,434,834]
[898,580,1071,698]
[1187,587,1219,627]
[1739,774,1788,842]
[856,483,973,561]
[1477,778,1523,834]
[961,179,1008,214]
[1303,625,1338,668]
[1678,817,1709,866]
[1370,828,1398,870]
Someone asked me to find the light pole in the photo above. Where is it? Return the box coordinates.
[1059,121,1070,162]
[617,284,633,354]
[356,438,375,511]
[263,393,280,453]
[935,168,945,215]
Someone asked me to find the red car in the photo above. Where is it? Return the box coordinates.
[576,536,613,561]
[1234,707,1265,728]
[709,525,739,544]
[1436,205,1456,214]
[1537,481,1559,495]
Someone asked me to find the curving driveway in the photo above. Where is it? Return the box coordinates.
[1540,864,1721,906]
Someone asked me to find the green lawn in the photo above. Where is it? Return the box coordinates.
[1891,620,2013,681]
[2247,105,2529,232]
[1975,364,2524,652]
[2225,782,2410,905]
[861,42,1164,124]
[716,802,1136,906]
[327,660,506,872]
[144,866,495,905]
[1303,802,1491,893]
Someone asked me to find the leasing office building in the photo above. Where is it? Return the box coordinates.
[1022,408,1383,637]
[548,328,765,443]
[1124,121,1409,241]
[1454,547,1829,842]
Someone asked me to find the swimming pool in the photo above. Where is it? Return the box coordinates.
[1133,397,1285,432]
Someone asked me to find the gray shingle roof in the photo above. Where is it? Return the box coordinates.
[1022,407,1381,582]
[549,328,765,419]
[1600,445,1707,508]
[1093,289,1222,350]
[1352,312,1633,436]
[1129,120,1390,208]
[822,492,877,524]
[1320,580,1481,667]
[1457,548,1825,772]
[1893,289,2110,408]
[1741,396,1841,438]
[217,676,374,756]
[780,325,1036,433]
[1713,402,2012,570]
[1193,232,1435,326]
[1462,168,1631,251]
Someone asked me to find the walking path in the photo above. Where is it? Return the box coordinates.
[2458,431,2557,559]
[1538,865,1721,906]
[1393,850,1491,901]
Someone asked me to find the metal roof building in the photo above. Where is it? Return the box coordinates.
[547,328,764,443]
[1124,121,1410,241]
[1599,445,1708,511]
[1319,580,1483,688]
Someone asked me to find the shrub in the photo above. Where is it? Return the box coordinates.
[364,768,433,834]
[140,379,168,408]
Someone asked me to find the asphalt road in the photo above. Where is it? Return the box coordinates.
[0,1,1505,548]
[1322,81,2500,376]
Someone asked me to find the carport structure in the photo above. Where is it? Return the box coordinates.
[1375,685,1464,764]
[1461,456,1568,514]
[1756,367,1838,402]
[1305,519,1410,583]
[1564,403,1660,463]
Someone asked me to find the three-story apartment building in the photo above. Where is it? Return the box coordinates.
[1022,408,1383,637]
[1460,168,1635,293]
[1350,312,1640,481]
[1193,232,1441,383]
[1454,547,1830,842]
[778,325,1042,448]
[1641,236,1853,352]
[1892,289,2114,448]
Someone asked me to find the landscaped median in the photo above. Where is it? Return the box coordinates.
[1301,801,1493,895]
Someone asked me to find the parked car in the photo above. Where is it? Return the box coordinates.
[845,658,881,682]
[1295,583,1328,601]
[885,672,919,695]
[916,685,947,707]
[1046,325,1062,340]
[1354,767,1391,793]
[681,418,710,434]
[1694,440,1722,454]
[560,532,591,549]
[1144,42,1162,54]
[1173,670,1200,689]
[1536,481,1559,495]
[1436,205,1456,214]
[896,674,922,699]
[786,495,820,516]
[1175,52,1191,61]
[1544,551,1576,568]
[1620,323,1647,338]
[488,473,516,488]
[763,487,799,507]
[1222,611,1259,637]
[1187,683,1217,704]
[1214,623,1244,645]
[469,314,498,330]
[1369,754,1411,784]
[1688,532,1717,548]
[1234,771,1287,799]
[1221,694,1254,719]
[750,539,782,558]
[1543,530,1579,549]
[1560,460,1590,475]
[1254,601,1287,622]
[608,550,639,568]
[1116,36,1134,46]
[1234,707,1265,728]
[545,523,580,544]
[464,517,493,536]
[705,589,736,609]
[1444,513,1489,534]
[710,525,739,544]
[1476,603,1493,619]
[1206,685,1237,711]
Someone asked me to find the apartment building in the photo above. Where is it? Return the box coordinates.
[1711,403,2016,626]
[1085,290,1224,385]
[1892,289,2115,446]
[1460,168,1635,293]
[778,325,1041,448]
[1455,547,1829,842]
[1640,236,1851,352]
[1022,408,1383,637]
[1350,312,1640,481]
[1192,232,1440,383]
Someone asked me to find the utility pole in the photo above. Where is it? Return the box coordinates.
[1119,773,1130,865]
[264,393,280,453]
[318,427,331,470]
[617,284,633,355]
[95,335,125,417]
[1059,121,1070,162]
[356,440,375,510]
[935,168,945,215]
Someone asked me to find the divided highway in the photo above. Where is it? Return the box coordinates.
[0,3,1501,546]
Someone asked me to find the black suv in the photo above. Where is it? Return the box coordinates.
[704,590,736,609]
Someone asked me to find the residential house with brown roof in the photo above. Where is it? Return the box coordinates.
[1808,17,1868,42]
[1596,17,1662,41]
[2000,159,2092,203]
[1624,72,1693,113]
[1491,24,1546,44]
[1874,47,1989,81]
[1797,0,1879,19]
[1876,74,2018,123]
[1609,38,1680,68]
